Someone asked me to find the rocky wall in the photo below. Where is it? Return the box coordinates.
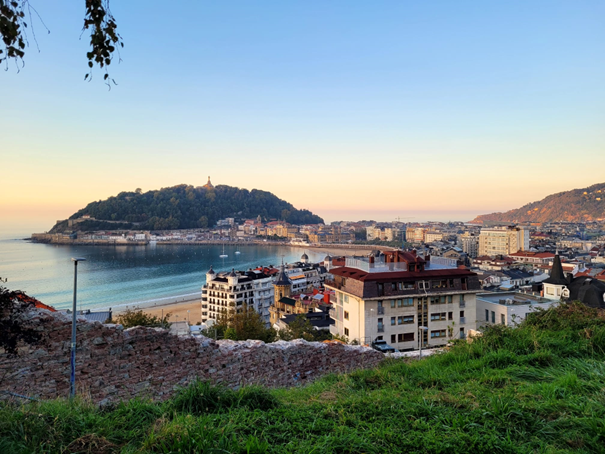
[0,308,383,404]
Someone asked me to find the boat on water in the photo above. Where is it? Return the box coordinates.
[235,251,241,255]
[219,243,228,258]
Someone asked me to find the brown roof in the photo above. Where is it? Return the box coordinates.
[331,267,476,283]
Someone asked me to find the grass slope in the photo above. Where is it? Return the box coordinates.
[2,303,605,453]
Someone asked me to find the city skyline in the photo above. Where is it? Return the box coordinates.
[2,1,604,232]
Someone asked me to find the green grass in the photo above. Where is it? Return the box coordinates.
[2,302,605,453]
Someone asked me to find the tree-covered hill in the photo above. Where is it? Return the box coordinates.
[50,184,323,232]
[472,182,605,223]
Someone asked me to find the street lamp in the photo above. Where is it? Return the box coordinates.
[70,257,86,399]
[418,326,428,359]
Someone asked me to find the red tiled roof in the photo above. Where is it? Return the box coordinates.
[14,292,57,312]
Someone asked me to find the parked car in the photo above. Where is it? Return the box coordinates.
[371,339,396,353]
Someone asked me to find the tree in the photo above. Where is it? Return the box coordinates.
[278,314,332,342]
[111,308,171,329]
[0,286,42,357]
[1,0,123,85]
[206,303,276,343]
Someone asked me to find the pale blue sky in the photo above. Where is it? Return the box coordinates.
[1,1,604,230]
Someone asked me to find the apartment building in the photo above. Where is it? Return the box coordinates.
[478,226,529,257]
[406,227,427,244]
[325,251,481,350]
[202,267,275,324]
[460,232,479,258]
[367,225,399,242]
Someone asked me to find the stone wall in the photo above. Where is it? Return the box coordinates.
[0,307,383,403]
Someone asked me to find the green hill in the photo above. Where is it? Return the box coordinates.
[472,182,605,223]
[2,302,605,452]
[50,184,323,232]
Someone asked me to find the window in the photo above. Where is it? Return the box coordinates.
[485,309,489,322]
[397,333,405,342]
[440,296,446,304]
[430,297,440,305]
[403,332,414,341]
[391,282,397,291]
[390,300,396,308]
[391,317,396,326]
[376,336,383,341]
[397,282,403,291]
[501,313,505,325]
[448,279,455,288]
[344,295,349,303]
[431,330,446,338]
[344,311,349,320]
[397,316,403,325]
[344,328,349,336]
[391,334,396,344]
[447,295,453,304]
[459,295,465,304]
[448,312,453,320]
[403,298,414,306]
[491,311,495,323]
[403,315,414,324]
[377,283,384,296]
[430,312,446,321]
[546,286,554,295]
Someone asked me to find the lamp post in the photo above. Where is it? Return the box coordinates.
[70,257,86,399]
[418,326,428,359]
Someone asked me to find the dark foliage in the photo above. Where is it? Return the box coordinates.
[53,184,323,232]
[0,286,41,357]
[1,0,122,85]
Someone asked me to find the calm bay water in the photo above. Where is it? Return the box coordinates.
[0,235,325,311]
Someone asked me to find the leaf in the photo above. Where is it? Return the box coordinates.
[84,73,89,80]
[88,61,93,68]
[104,73,108,80]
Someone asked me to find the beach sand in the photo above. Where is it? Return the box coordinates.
[109,295,203,325]
[142,300,203,325]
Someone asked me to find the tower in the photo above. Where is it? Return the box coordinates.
[273,263,292,302]
[301,252,309,264]
[542,255,569,300]
[203,176,214,190]
[206,265,216,283]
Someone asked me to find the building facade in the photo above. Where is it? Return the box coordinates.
[202,267,274,325]
[325,251,481,351]
[478,226,529,257]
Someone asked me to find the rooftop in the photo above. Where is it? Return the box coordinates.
[477,292,551,306]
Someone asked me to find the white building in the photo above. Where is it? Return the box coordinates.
[325,251,482,351]
[476,292,555,327]
[202,267,275,325]
[478,226,529,257]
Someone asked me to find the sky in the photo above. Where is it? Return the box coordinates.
[1,0,604,233]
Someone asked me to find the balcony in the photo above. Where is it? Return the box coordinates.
[459,301,466,308]
[377,306,385,315]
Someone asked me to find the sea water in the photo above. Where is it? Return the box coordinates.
[0,233,326,311]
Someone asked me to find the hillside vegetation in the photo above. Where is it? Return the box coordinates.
[473,182,605,223]
[50,184,323,232]
[2,302,605,453]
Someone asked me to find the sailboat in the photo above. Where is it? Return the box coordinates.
[219,243,228,258]
[235,249,241,255]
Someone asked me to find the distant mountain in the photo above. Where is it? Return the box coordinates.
[50,184,323,232]
[472,183,605,224]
